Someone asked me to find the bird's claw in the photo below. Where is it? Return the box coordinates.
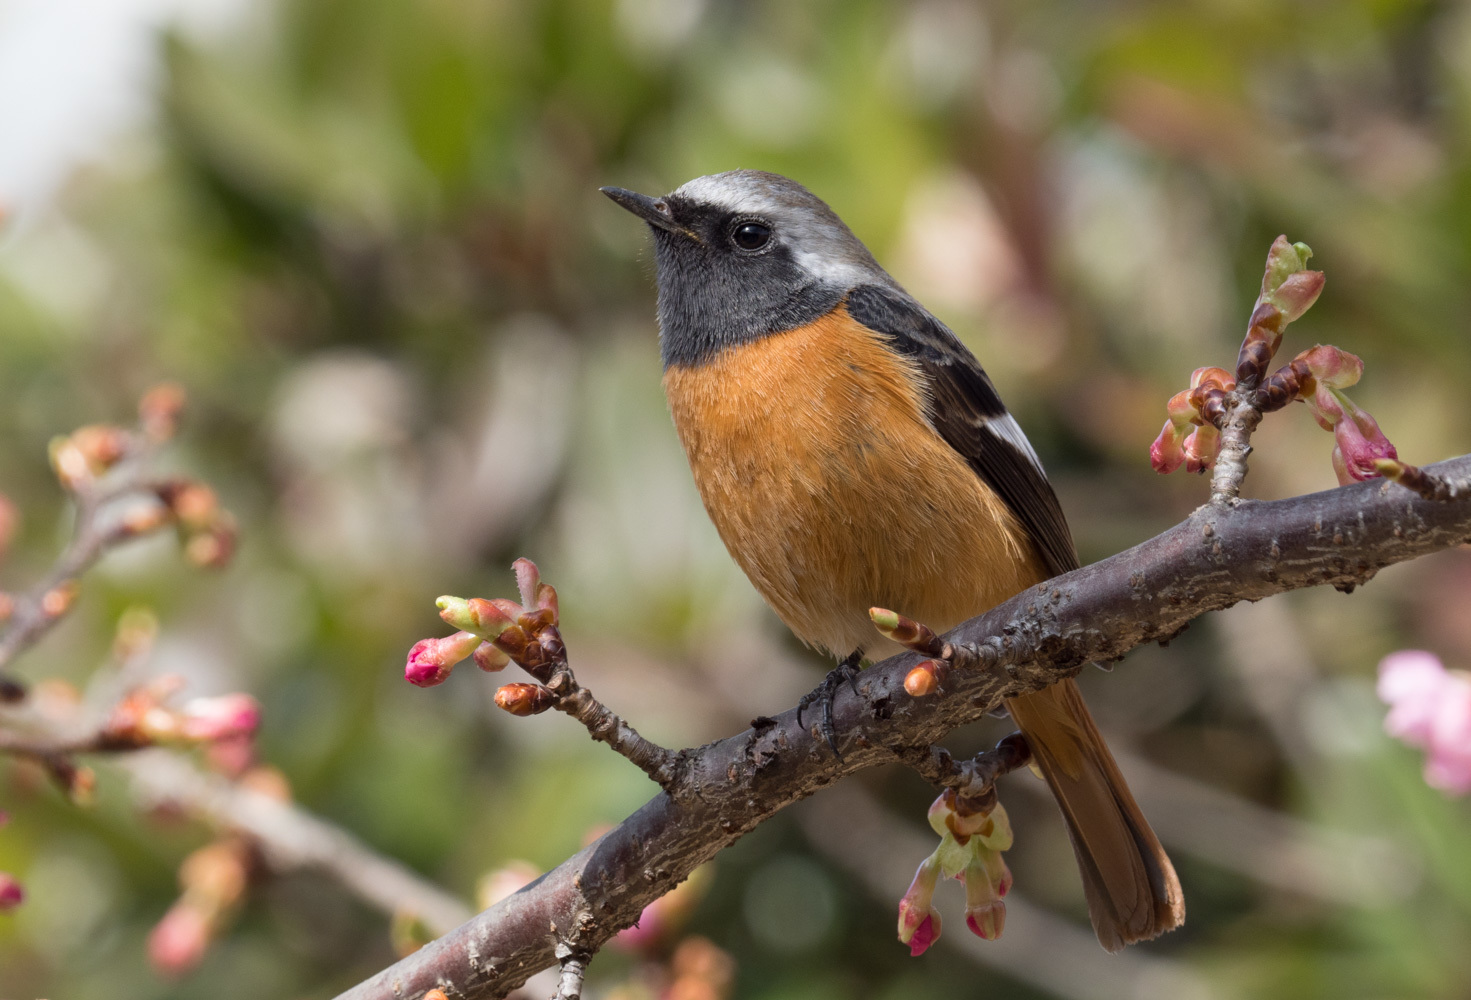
[797,652,863,759]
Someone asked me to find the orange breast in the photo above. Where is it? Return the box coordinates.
[662,307,1048,657]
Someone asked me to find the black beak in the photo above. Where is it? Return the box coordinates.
[600,186,683,234]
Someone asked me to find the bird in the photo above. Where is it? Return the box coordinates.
[601,169,1184,951]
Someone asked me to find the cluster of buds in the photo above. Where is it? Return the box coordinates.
[152,481,238,569]
[101,676,261,753]
[0,811,22,913]
[405,559,565,718]
[147,836,257,977]
[49,423,133,490]
[1378,650,1471,795]
[898,789,1014,955]
[1147,236,1403,485]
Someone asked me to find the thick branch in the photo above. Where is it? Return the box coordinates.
[336,455,1471,1000]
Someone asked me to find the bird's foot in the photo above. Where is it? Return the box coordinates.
[797,650,863,759]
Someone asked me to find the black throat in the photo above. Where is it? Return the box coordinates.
[651,228,846,369]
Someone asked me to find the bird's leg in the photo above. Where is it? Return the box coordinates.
[797,649,863,758]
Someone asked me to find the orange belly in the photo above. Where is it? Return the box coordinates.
[662,307,1048,658]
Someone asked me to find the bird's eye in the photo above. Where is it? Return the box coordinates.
[731,221,771,251]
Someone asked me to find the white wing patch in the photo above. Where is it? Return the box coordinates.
[984,413,1046,474]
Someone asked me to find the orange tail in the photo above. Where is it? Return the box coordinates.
[1005,678,1184,951]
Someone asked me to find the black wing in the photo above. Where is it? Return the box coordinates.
[846,283,1079,578]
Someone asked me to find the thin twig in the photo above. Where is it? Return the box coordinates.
[117,751,474,936]
[1208,393,1263,505]
[0,470,170,679]
[507,624,679,788]
[552,943,588,1000]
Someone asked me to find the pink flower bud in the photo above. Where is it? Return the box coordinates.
[1333,404,1397,482]
[404,631,482,687]
[897,854,941,948]
[1150,419,1187,474]
[148,900,211,977]
[178,694,261,742]
[1183,424,1221,474]
[0,872,24,911]
[965,900,1005,940]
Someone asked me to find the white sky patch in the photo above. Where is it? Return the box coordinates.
[0,0,247,228]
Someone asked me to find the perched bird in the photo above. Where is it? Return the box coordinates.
[602,170,1184,951]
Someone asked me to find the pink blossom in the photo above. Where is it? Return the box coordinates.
[1377,651,1471,795]
[0,872,23,911]
[178,694,261,741]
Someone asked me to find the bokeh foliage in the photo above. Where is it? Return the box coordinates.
[3,0,1471,997]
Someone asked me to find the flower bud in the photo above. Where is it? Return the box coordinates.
[178,694,261,742]
[897,853,941,949]
[148,899,211,977]
[40,580,79,619]
[1182,424,1220,474]
[869,608,941,654]
[1333,403,1397,483]
[904,660,947,697]
[404,631,482,687]
[436,596,517,639]
[1149,419,1187,474]
[494,682,556,716]
[160,482,220,532]
[184,520,237,569]
[49,436,93,489]
[70,424,130,473]
[0,872,24,912]
[472,641,509,672]
[139,382,187,441]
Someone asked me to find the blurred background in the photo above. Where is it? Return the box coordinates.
[3,0,1471,997]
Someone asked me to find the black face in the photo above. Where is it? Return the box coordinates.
[645,198,843,369]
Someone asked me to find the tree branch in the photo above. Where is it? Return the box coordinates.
[117,751,474,936]
[335,455,1471,1000]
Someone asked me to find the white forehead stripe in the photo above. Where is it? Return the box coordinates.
[672,172,886,290]
[673,173,785,215]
